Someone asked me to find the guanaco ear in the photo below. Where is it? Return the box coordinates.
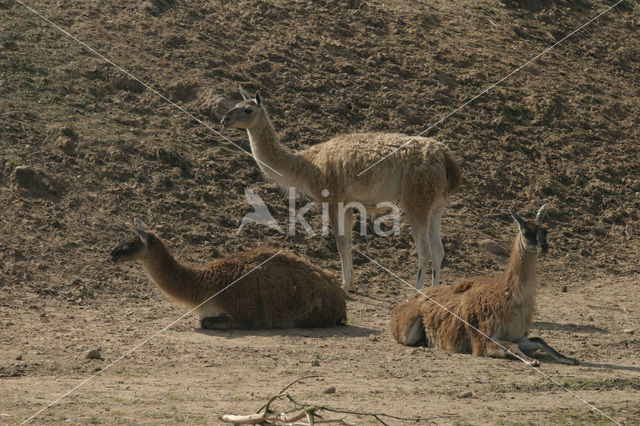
[127,219,152,243]
[510,207,526,231]
[254,91,261,105]
[239,85,250,100]
[536,204,547,224]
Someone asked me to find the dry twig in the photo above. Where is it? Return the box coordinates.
[220,375,452,425]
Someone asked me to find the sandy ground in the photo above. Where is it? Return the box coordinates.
[1,274,639,424]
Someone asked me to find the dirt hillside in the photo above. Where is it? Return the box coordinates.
[1,0,639,424]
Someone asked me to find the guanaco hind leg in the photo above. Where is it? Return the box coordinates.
[409,224,430,290]
[427,201,444,287]
[516,336,579,365]
[401,316,429,347]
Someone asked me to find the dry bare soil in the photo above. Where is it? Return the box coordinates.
[1,0,639,424]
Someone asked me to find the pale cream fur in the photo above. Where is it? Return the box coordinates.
[221,92,462,291]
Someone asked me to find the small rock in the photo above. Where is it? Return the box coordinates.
[587,315,594,322]
[311,359,320,367]
[543,31,556,43]
[323,386,336,394]
[86,348,102,360]
[623,329,634,335]
[15,355,22,361]
[459,391,473,398]
[368,334,379,342]
[561,286,568,293]
[479,239,507,256]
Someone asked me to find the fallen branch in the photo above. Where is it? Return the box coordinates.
[256,375,321,414]
[284,394,453,425]
[220,376,453,425]
[220,413,268,424]
[220,406,353,425]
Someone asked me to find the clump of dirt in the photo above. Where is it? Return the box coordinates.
[142,0,177,16]
[9,165,58,198]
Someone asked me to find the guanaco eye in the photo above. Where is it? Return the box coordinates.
[244,107,254,114]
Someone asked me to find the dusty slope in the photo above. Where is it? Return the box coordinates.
[1,0,639,424]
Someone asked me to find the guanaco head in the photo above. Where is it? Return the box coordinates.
[220,87,263,129]
[510,204,548,256]
[110,219,154,263]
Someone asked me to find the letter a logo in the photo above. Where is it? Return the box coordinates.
[237,188,284,234]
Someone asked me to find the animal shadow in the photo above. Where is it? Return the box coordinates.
[575,361,640,373]
[194,324,378,339]
[532,321,609,334]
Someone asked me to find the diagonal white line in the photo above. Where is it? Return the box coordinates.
[12,0,283,178]
[20,250,283,425]
[357,0,624,176]
[355,249,622,425]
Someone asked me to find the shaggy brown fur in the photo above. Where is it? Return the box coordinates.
[110,220,346,329]
[390,205,578,366]
[220,91,462,291]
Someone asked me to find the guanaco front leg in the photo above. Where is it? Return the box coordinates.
[201,315,244,330]
[485,339,541,366]
[329,206,354,292]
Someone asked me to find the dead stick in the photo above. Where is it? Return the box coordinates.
[276,408,311,422]
[263,394,287,414]
[292,419,353,425]
[219,413,268,424]
[286,394,451,423]
[256,375,321,414]
[232,375,449,425]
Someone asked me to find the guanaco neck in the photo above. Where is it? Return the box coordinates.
[141,237,203,306]
[503,233,539,298]
[246,110,315,193]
